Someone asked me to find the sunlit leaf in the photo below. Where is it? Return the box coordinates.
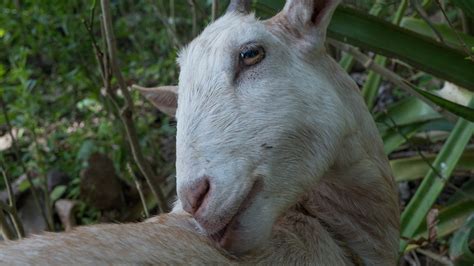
[50,185,67,202]
[410,85,474,122]
[391,150,474,182]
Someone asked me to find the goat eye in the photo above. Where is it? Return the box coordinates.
[240,45,265,66]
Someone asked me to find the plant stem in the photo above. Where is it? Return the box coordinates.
[338,0,387,72]
[1,168,25,238]
[127,164,150,218]
[412,0,445,44]
[212,0,218,21]
[331,40,457,122]
[434,0,474,61]
[400,97,474,252]
[30,126,54,230]
[153,0,182,47]
[188,0,197,36]
[0,207,14,240]
[416,248,453,265]
[0,96,52,231]
[100,0,168,213]
[361,0,409,109]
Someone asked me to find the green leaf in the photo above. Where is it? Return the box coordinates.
[50,185,67,202]
[361,56,387,109]
[447,179,474,206]
[382,122,426,154]
[400,17,474,50]
[411,85,474,122]
[18,179,31,192]
[449,214,474,265]
[414,201,474,241]
[376,97,441,131]
[328,7,474,91]
[381,119,451,154]
[377,97,451,154]
[400,98,474,252]
[255,4,474,90]
[361,0,408,109]
[76,139,96,162]
[391,150,474,182]
[375,81,473,123]
[0,64,5,78]
[452,0,474,19]
[338,0,389,72]
[339,52,356,72]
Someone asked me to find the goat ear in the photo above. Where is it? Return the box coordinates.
[226,0,251,14]
[268,0,340,50]
[133,85,178,117]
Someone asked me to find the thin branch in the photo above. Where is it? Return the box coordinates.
[152,0,182,48]
[1,168,15,210]
[0,201,13,213]
[434,0,474,61]
[0,96,52,231]
[416,248,453,265]
[382,113,474,203]
[0,208,14,240]
[8,210,24,239]
[411,0,445,44]
[404,251,420,266]
[99,0,168,213]
[188,0,197,37]
[329,40,457,122]
[458,8,470,34]
[30,126,54,230]
[341,40,474,201]
[211,0,218,21]
[100,0,134,110]
[169,0,176,34]
[85,10,160,216]
[1,168,25,238]
[127,163,150,218]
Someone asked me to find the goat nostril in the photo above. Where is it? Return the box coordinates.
[182,177,210,215]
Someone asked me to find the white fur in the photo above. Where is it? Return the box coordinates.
[174,9,350,255]
[0,1,399,264]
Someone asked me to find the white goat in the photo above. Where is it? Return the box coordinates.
[0,0,399,265]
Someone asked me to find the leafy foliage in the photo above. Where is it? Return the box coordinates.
[0,0,473,264]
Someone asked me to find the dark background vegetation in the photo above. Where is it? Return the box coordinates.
[0,0,473,265]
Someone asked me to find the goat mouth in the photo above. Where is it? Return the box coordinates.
[210,206,242,248]
[209,179,262,249]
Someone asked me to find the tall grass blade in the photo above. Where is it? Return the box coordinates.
[401,17,474,49]
[449,214,474,265]
[391,150,474,182]
[399,98,474,252]
[339,0,388,72]
[361,0,408,109]
[414,201,474,241]
[328,7,474,91]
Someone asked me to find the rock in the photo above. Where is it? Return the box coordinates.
[55,199,77,231]
[80,153,123,210]
[17,192,48,236]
